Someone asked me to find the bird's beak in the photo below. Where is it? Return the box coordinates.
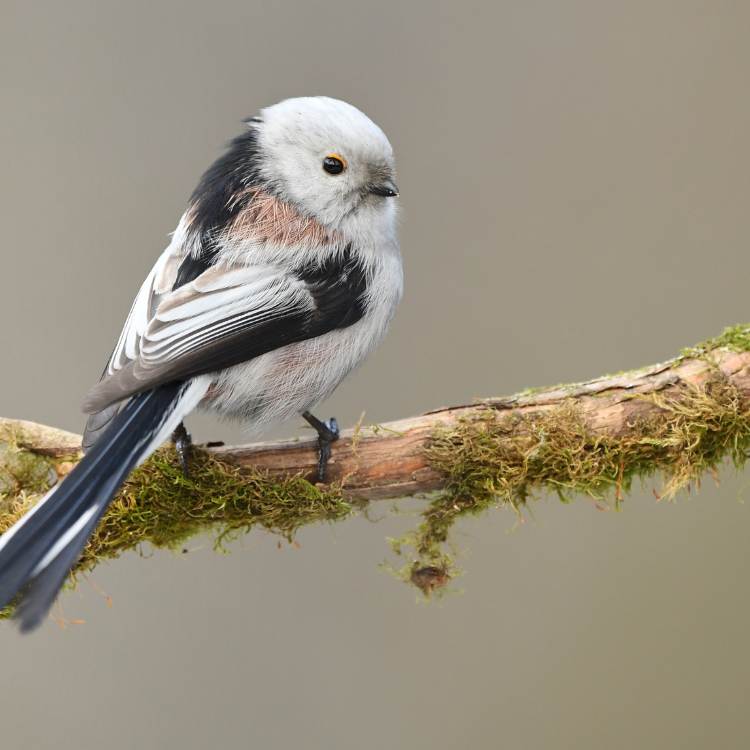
[369,180,399,198]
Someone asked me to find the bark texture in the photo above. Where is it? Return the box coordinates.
[2,347,749,502]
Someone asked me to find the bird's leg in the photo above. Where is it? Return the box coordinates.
[171,422,193,477]
[302,411,340,482]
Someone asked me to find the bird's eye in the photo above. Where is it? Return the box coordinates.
[322,154,347,175]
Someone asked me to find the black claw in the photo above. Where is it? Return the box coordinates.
[302,411,340,482]
[172,422,193,478]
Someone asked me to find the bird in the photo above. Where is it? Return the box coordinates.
[0,96,402,631]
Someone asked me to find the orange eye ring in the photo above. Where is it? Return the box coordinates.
[322,153,347,175]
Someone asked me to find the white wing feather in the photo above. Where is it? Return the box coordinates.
[103,233,314,379]
[138,269,310,368]
[84,237,319,418]
[106,243,184,376]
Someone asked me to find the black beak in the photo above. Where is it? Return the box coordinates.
[369,181,399,198]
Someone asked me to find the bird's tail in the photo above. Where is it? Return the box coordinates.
[0,377,209,632]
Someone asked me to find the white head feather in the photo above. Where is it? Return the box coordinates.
[255,97,398,234]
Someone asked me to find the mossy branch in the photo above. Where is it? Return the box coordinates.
[2,324,750,598]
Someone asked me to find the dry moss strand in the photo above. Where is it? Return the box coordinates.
[401,372,750,588]
[2,322,750,606]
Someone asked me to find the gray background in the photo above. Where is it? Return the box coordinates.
[2,1,750,748]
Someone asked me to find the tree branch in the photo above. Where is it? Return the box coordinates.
[1,325,749,593]
[214,348,750,496]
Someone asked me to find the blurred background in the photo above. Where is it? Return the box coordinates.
[2,1,750,748]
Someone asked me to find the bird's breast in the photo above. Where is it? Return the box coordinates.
[202,247,402,428]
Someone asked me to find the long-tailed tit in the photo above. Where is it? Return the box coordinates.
[0,96,402,631]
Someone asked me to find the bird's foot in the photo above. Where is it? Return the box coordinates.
[171,422,193,478]
[302,411,340,482]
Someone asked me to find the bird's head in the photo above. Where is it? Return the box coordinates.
[252,97,398,231]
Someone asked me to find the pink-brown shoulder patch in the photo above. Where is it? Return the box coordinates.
[227,189,334,248]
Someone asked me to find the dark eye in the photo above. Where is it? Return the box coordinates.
[322,153,346,175]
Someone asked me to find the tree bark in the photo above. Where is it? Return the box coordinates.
[3,347,749,501]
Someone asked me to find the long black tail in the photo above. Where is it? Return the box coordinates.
[0,380,205,632]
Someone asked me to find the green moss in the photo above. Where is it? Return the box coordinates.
[0,428,65,620]
[83,450,350,571]
[682,324,750,358]
[0,445,352,619]
[0,427,58,541]
[2,323,750,613]
[0,434,56,499]
[389,373,750,593]
[0,446,52,497]
[1,446,350,584]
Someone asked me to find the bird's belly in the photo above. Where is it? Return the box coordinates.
[199,246,402,432]
[199,315,383,430]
